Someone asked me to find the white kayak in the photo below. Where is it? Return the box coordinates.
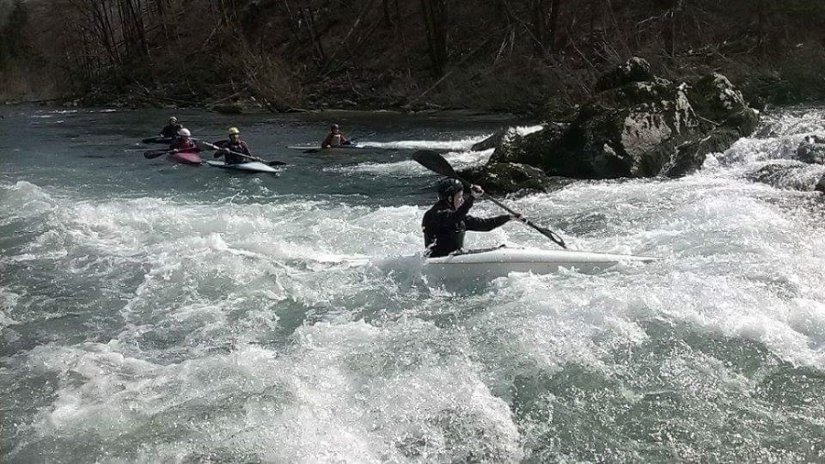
[204,161,279,174]
[422,246,659,282]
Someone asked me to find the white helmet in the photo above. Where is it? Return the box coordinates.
[178,128,191,137]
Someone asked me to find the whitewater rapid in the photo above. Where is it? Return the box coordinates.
[1,108,824,462]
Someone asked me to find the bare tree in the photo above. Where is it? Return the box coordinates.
[420,0,448,76]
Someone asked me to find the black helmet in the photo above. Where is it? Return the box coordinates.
[437,178,464,200]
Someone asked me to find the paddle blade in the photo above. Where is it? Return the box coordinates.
[412,150,458,178]
[528,221,567,249]
[144,149,169,159]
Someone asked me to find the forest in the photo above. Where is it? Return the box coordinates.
[1,0,824,114]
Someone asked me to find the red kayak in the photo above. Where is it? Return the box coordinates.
[167,151,202,165]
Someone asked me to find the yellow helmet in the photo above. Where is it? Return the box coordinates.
[228,127,240,135]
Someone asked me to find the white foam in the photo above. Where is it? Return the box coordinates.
[328,149,494,176]
[4,109,825,461]
[359,135,486,151]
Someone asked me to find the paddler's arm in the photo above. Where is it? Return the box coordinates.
[464,185,522,231]
[444,195,475,224]
[240,141,252,156]
[212,140,227,158]
[465,214,512,232]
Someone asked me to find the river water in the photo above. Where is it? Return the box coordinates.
[1,106,824,463]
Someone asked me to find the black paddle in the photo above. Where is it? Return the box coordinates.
[412,149,567,249]
[198,141,287,166]
[143,148,175,159]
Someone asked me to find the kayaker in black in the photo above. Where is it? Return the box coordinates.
[160,116,182,138]
[422,178,519,257]
[213,127,252,164]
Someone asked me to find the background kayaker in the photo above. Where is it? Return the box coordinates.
[212,127,251,164]
[160,116,182,139]
[170,128,199,153]
[322,124,349,148]
[422,177,521,257]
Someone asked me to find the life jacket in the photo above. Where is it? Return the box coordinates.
[214,139,250,164]
[171,138,198,152]
[328,134,344,146]
[161,124,182,138]
[422,197,511,257]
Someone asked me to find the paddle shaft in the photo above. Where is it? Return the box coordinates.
[457,177,566,248]
[143,148,176,159]
[198,141,285,166]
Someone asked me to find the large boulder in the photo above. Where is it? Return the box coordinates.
[687,73,760,136]
[459,162,567,196]
[665,129,741,177]
[478,58,761,187]
[594,57,654,92]
[488,123,567,167]
[541,78,701,178]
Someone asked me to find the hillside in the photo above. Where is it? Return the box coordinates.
[2,0,825,114]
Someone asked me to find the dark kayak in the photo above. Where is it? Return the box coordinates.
[142,136,175,144]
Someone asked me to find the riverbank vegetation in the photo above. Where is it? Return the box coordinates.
[2,0,824,114]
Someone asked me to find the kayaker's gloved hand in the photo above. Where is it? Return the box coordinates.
[510,213,524,221]
[470,185,484,198]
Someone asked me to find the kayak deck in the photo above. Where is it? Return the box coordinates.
[168,151,202,165]
[422,246,659,281]
[204,160,279,174]
[142,136,175,144]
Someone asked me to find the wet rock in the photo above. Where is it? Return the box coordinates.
[816,174,825,194]
[541,79,701,178]
[480,58,760,187]
[796,135,825,164]
[665,129,741,177]
[593,77,676,108]
[488,123,567,167]
[459,162,567,195]
[748,162,825,192]
[687,73,760,136]
[594,57,654,92]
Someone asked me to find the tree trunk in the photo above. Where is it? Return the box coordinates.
[420,0,448,77]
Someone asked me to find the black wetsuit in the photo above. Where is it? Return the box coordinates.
[422,196,511,257]
[212,139,251,164]
[160,123,183,138]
